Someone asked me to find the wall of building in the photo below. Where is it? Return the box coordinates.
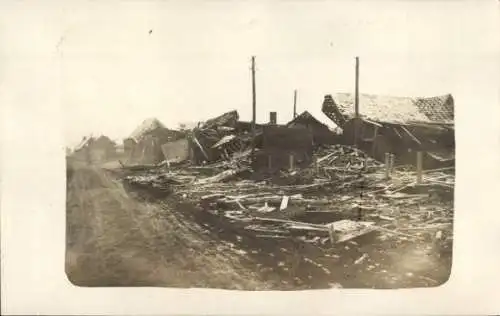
[253,126,314,172]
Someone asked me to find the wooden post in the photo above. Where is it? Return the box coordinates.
[251,56,256,157]
[355,57,360,118]
[384,152,390,179]
[293,89,298,118]
[389,153,395,175]
[353,56,360,147]
[328,223,336,246]
[289,153,295,171]
[416,151,423,184]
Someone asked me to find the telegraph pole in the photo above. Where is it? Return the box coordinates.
[293,89,298,118]
[354,56,360,147]
[251,56,257,156]
[355,57,359,118]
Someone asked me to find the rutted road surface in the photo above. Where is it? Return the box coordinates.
[66,163,451,289]
[66,164,281,289]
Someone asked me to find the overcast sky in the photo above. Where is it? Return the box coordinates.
[59,1,499,147]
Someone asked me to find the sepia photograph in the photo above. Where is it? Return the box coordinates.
[62,3,458,291]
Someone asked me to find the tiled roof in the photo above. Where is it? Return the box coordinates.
[322,93,454,127]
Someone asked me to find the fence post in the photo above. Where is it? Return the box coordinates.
[328,223,336,246]
[416,151,423,184]
[384,152,390,179]
[389,153,395,175]
[289,154,295,171]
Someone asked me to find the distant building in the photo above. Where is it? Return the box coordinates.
[126,118,186,165]
[123,138,137,158]
[71,135,117,164]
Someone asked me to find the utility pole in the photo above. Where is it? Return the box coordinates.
[354,56,360,147]
[251,56,257,156]
[293,89,298,118]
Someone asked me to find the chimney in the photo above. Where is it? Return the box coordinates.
[269,112,277,125]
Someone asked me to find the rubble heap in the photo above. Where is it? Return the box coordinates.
[121,143,453,250]
[114,109,454,289]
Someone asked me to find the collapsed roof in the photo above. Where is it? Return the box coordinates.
[200,110,239,130]
[322,93,454,128]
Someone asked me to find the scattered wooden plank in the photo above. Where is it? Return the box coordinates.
[317,152,335,164]
[280,195,290,210]
[399,223,452,230]
[244,226,289,235]
[195,168,247,184]
[235,199,247,210]
[255,235,288,239]
[373,226,421,239]
[252,217,327,229]
[382,193,428,200]
[192,134,209,160]
[256,202,275,213]
[424,166,455,173]
[378,215,395,221]
[212,134,236,149]
[221,195,331,207]
[354,253,368,265]
[288,225,328,233]
[336,226,377,243]
[201,193,226,201]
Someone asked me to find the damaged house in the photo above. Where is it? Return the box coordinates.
[126,118,186,165]
[190,110,255,164]
[322,93,455,168]
[253,125,313,173]
[189,109,316,173]
[72,135,117,163]
[286,111,342,147]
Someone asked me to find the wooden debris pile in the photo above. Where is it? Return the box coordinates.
[190,110,257,165]
[314,144,382,171]
[120,143,454,255]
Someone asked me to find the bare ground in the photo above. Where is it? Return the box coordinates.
[66,162,452,289]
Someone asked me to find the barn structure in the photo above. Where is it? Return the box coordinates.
[322,93,455,168]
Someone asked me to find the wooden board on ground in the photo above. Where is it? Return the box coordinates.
[325,219,377,243]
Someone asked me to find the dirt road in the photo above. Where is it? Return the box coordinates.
[66,164,285,289]
[66,162,452,289]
